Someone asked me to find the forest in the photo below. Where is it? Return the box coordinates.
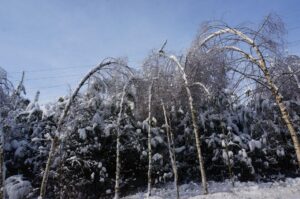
[1,14,300,199]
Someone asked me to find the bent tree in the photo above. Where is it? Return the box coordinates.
[159,52,208,194]
[198,25,300,168]
[39,59,131,199]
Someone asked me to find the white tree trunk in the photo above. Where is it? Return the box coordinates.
[146,80,154,199]
[161,100,180,199]
[162,54,208,194]
[115,128,121,199]
[114,81,130,199]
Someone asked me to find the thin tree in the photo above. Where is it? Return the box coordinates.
[114,78,135,199]
[159,52,208,194]
[161,100,180,199]
[39,59,131,199]
[146,79,154,198]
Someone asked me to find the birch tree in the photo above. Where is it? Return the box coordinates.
[39,59,132,199]
[161,100,180,199]
[146,79,154,198]
[141,52,164,198]
[159,52,209,194]
[114,78,135,199]
[196,16,300,167]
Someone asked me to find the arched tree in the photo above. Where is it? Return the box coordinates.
[159,51,209,194]
[196,15,300,167]
[39,58,132,199]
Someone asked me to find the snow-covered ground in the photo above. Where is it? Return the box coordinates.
[123,178,300,199]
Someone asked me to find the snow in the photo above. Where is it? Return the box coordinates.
[40,103,55,118]
[14,146,26,158]
[123,178,300,199]
[142,150,147,156]
[175,146,186,153]
[78,128,87,140]
[136,129,142,134]
[152,153,163,161]
[92,113,103,124]
[154,135,164,144]
[104,123,116,137]
[248,139,262,152]
[276,148,285,157]
[5,175,32,199]
[151,136,164,147]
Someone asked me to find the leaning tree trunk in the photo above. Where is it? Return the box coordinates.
[161,53,208,194]
[39,61,116,199]
[146,80,154,199]
[114,81,131,199]
[161,100,180,199]
[264,65,300,168]
[200,27,300,168]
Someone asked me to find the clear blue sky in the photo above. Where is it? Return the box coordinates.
[1,0,300,103]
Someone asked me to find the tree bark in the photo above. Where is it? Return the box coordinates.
[114,128,121,199]
[162,54,208,194]
[146,80,154,199]
[114,81,130,199]
[161,100,180,199]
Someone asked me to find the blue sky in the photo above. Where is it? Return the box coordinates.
[1,0,300,103]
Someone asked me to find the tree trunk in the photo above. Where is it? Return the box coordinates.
[40,136,59,199]
[264,68,300,168]
[186,87,208,194]
[255,53,300,168]
[146,80,154,199]
[114,129,120,199]
[164,55,208,194]
[161,100,180,199]
[114,82,129,199]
